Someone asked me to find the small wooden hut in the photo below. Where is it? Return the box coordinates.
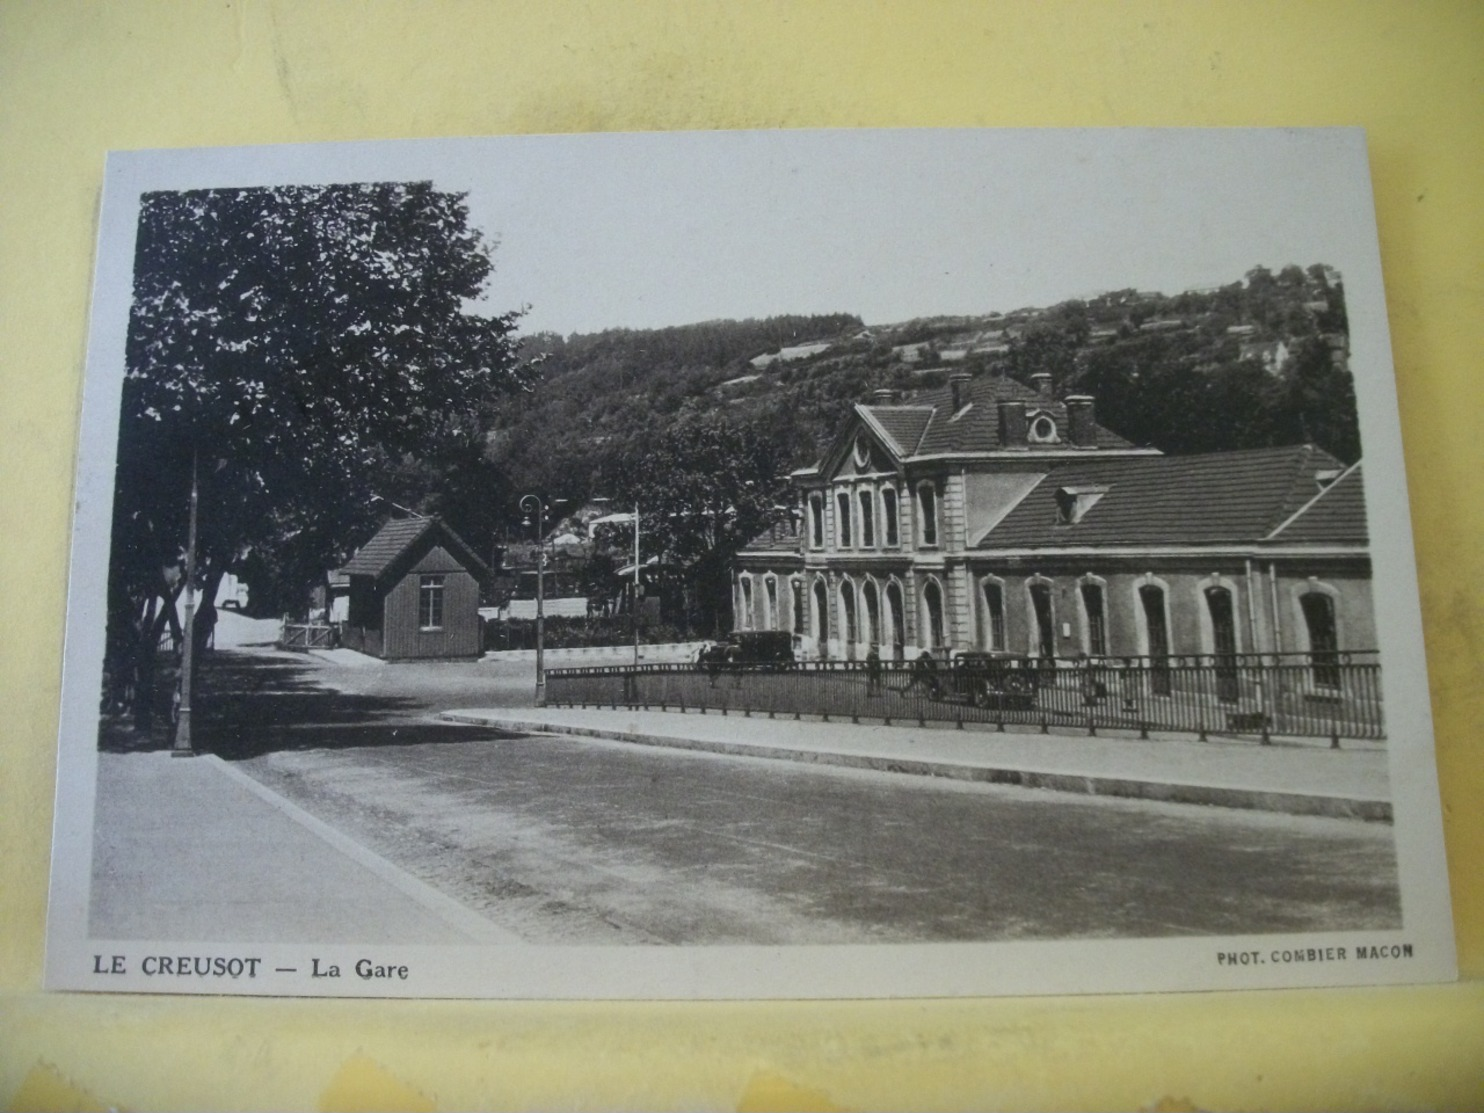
[337,517,488,661]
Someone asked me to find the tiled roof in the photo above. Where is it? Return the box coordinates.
[740,518,804,553]
[863,407,935,457]
[1269,463,1368,544]
[862,375,1134,458]
[341,517,489,581]
[981,444,1350,547]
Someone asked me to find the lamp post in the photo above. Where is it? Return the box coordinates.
[632,503,641,667]
[519,494,549,706]
[173,450,200,757]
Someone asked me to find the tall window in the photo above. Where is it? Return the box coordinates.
[1205,586,1239,701]
[918,484,938,546]
[982,581,1006,650]
[840,584,858,649]
[792,580,804,633]
[1029,581,1055,659]
[1081,582,1107,657]
[1301,591,1341,688]
[739,578,753,629]
[859,489,875,547]
[885,581,905,658]
[418,575,445,629]
[1139,584,1171,695]
[836,491,852,548]
[765,577,779,631]
[808,495,824,549]
[863,580,880,647]
[882,488,899,546]
[812,579,829,649]
[923,580,945,649]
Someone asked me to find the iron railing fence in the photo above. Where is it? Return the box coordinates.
[545,652,1384,746]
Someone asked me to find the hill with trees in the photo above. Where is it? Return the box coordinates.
[404,262,1356,635]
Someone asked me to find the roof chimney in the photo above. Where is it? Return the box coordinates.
[871,388,896,404]
[997,400,1028,448]
[949,371,971,412]
[1030,371,1053,398]
[1064,395,1096,447]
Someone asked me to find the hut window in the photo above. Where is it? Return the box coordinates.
[419,575,445,629]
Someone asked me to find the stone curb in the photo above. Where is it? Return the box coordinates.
[439,713,1392,823]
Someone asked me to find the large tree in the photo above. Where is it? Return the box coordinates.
[609,414,790,636]
[107,181,531,726]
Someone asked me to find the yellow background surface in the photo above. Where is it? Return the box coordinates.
[2,2,1481,1109]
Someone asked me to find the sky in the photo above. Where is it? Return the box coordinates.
[109,128,1382,338]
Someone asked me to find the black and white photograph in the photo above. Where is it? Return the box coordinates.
[45,128,1455,999]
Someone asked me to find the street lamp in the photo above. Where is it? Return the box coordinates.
[631,503,641,667]
[173,450,201,757]
[519,494,550,706]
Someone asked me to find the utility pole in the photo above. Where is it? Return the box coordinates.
[173,450,200,757]
[520,494,548,706]
[633,503,641,667]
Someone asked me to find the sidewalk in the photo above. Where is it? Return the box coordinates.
[440,707,1392,821]
[90,750,521,944]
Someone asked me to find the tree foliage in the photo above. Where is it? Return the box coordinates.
[108,182,530,723]
[607,414,792,635]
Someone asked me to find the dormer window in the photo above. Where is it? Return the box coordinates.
[1054,485,1109,524]
[1315,468,1342,489]
[1027,412,1060,444]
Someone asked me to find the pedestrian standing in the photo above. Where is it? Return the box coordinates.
[866,643,882,695]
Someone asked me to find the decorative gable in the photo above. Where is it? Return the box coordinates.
[822,417,903,481]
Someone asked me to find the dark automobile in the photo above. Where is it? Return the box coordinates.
[942,651,1041,709]
[722,630,797,667]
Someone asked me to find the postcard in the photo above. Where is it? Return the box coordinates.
[45,128,1456,998]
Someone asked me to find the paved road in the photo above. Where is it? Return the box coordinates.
[159,643,1401,946]
[239,729,1401,946]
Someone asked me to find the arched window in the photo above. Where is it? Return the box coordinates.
[885,580,905,659]
[859,489,875,548]
[1300,591,1341,688]
[1080,581,1107,657]
[981,579,1006,651]
[1028,580,1055,659]
[840,582,858,649]
[917,483,938,547]
[922,579,945,650]
[1139,583,1171,695]
[1205,586,1239,701]
[863,580,880,647]
[836,490,852,548]
[882,487,899,546]
[764,576,779,631]
[812,578,829,650]
[791,579,804,633]
[808,495,824,549]
[739,577,754,630]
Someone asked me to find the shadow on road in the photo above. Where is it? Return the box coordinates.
[98,648,514,760]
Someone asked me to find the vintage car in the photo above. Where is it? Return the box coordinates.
[697,630,797,669]
[939,651,1042,709]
